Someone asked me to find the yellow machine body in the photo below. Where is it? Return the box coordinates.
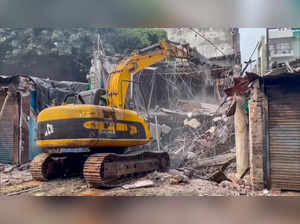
[36,104,150,149]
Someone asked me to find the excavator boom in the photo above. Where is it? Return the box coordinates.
[106,40,193,109]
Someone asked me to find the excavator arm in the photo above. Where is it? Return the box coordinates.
[31,39,194,185]
[106,40,194,109]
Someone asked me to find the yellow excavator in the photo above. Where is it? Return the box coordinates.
[30,40,197,187]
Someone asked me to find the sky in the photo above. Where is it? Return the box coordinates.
[239,28,266,71]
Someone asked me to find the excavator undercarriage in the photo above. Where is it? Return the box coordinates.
[30,151,169,188]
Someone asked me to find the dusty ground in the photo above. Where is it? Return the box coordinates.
[1,168,298,196]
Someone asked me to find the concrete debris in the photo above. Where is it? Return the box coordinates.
[213,116,222,122]
[149,123,172,140]
[208,170,231,183]
[161,124,172,134]
[184,118,201,129]
[122,180,154,190]
[176,100,218,116]
[147,171,172,184]
[192,153,236,169]
[0,163,32,186]
[169,175,189,185]
[168,169,189,185]
[186,152,196,160]
[160,108,191,117]
[146,170,189,186]
[144,99,235,181]
[3,165,15,173]
[168,169,185,176]
[207,126,216,134]
[219,180,232,188]
[17,163,31,171]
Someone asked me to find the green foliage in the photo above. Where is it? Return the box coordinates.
[108,28,167,55]
[0,28,167,79]
[95,28,167,55]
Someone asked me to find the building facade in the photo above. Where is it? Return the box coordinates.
[165,28,241,66]
[256,28,300,75]
[249,71,300,191]
[269,29,295,66]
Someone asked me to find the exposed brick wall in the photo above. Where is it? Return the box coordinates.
[249,80,266,190]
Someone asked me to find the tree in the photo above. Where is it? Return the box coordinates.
[0,28,167,81]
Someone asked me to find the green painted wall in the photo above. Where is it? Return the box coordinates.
[293,28,300,58]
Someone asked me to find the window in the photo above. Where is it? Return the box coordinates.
[275,42,292,55]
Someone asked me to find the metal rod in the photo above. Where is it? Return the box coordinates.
[241,41,259,76]
[130,72,134,100]
[147,70,156,112]
[155,115,160,152]
[266,28,270,71]
[18,93,23,165]
[0,91,11,121]
[120,79,140,109]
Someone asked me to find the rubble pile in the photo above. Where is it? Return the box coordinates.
[0,163,32,187]
[147,99,235,180]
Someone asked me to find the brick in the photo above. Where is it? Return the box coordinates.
[249,83,266,191]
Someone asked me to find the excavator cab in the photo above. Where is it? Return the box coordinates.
[63,88,107,106]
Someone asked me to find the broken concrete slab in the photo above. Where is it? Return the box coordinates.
[219,180,232,188]
[207,126,216,134]
[213,116,222,122]
[149,123,172,140]
[192,153,236,169]
[17,163,30,171]
[168,169,189,185]
[169,174,189,185]
[3,165,15,173]
[208,170,231,184]
[184,118,201,129]
[122,180,154,190]
[186,152,197,160]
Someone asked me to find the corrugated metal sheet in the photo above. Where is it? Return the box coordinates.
[0,94,17,164]
[0,121,14,163]
[268,86,300,190]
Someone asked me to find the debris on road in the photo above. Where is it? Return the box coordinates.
[144,99,235,181]
[0,163,33,187]
[122,180,155,190]
[208,170,231,184]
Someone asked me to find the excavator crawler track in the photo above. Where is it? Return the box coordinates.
[83,152,169,188]
[30,153,54,181]
[30,152,88,181]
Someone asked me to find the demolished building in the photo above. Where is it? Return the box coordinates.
[0,75,88,165]
[85,29,241,180]
[88,28,241,111]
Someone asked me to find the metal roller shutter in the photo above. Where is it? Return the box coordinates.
[269,87,300,190]
[0,95,16,164]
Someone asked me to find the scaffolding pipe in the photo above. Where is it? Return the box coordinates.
[155,115,160,152]
[130,72,134,100]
